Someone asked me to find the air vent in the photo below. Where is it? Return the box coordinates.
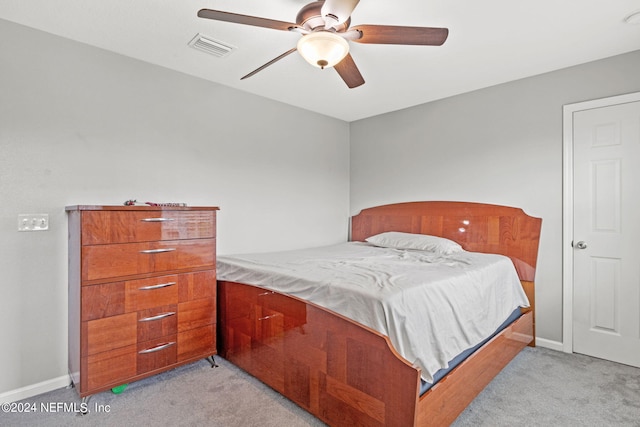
[189,34,235,58]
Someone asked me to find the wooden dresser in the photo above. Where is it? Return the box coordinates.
[66,205,219,397]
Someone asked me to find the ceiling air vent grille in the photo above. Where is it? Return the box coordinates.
[189,34,235,58]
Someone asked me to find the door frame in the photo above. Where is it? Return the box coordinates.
[562,91,640,354]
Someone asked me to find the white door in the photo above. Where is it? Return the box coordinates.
[572,99,640,367]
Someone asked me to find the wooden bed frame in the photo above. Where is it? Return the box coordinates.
[217,201,542,426]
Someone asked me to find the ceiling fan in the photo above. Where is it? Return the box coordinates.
[197,0,449,88]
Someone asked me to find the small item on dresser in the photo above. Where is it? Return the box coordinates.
[123,200,187,207]
[124,199,147,206]
[145,202,188,207]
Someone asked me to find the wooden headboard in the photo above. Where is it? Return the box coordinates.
[351,201,542,282]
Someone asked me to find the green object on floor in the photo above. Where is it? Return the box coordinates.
[111,384,128,394]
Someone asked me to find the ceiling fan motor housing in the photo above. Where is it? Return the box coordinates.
[321,0,360,26]
[296,1,351,31]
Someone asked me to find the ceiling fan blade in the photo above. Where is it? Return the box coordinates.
[198,9,299,31]
[334,53,365,88]
[350,25,449,45]
[241,48,298,80]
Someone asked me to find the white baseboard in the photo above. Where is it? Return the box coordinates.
[535,337,564,352]
[0,375,70,403]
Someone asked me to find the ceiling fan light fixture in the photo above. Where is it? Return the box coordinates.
[297,31,349,69]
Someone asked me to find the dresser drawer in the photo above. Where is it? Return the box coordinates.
[82,239,216,282]
[84,313,137,356]
[178,298,215,332]
[81,281,126,321]
[137,305,178,342]
[125,275,179,312]
[177,325,215,362]
[81,272,212,321]
[84,345,137,391]
[178,270,216,302]
[81,210,215,244]
[137,336,178,374]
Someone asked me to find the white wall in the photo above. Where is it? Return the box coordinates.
[350,50,640,344]
[0,19,350,397]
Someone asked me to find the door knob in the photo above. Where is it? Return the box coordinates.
[574,241,588,249]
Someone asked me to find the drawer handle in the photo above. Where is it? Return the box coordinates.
[141,218,175,222]
[139,248,176,254]
[138,281,176,290]
[139,312,176,322]
[138,342,176,354]
[258,314,279,321]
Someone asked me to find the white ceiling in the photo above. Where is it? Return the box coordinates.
[2,0,640,121]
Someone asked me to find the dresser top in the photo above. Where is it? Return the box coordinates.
[65,205,219,211]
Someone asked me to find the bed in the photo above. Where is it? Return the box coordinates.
[216,201,542,426]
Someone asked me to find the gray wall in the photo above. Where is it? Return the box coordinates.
[0,19,350,396]
[3,15,640,398]
[350,50,640,344]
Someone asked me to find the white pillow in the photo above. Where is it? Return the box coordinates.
[365,232,463,255]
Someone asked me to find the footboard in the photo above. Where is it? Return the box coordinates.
[417,310,533,425]
[217,281,421,427]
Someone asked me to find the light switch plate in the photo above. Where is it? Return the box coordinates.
[18,214,49,231]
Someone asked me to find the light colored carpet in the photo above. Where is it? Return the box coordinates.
[1,347,639,426]
[0,358,325,427]
[453,347,640,427]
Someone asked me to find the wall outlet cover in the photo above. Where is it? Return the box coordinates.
[18,214,49,231]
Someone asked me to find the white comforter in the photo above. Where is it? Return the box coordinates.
[216,242,529,382]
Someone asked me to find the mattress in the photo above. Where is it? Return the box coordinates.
[217,241,529,383]
[421,307,522,394]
